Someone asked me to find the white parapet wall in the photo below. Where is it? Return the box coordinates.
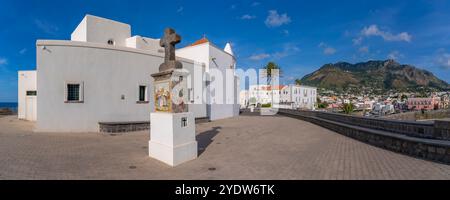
[71,15,131,47]
[18,71,37,121]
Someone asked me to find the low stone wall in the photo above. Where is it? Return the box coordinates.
[282,109,447,140]
[383,109,450,121]
[434,120,450,141]
[99,117,212,133]
[317,111,436,139]
[99,121,150,133]
[0,108,14,115]
[278,109,450,164]
[195,117,211,124]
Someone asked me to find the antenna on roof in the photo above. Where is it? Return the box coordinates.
[202,34,206,39]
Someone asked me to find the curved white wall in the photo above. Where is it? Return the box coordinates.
[36,41,205,132]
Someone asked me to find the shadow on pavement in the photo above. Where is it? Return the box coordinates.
[196,126,221,156]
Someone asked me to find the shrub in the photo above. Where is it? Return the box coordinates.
[341,103,355,114]
[318,102,329,109]
[261,103,272,108]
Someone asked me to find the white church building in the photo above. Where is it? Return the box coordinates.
[18,15,239,132]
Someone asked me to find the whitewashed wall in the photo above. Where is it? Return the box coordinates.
[126,36,163,55]
[291,85,317,109]
[18,71,37,120]
[183,61,208,119]
[35,40,205,132]
[208,44,238,121]
[176,44,210,71]
[177,42,239,121]
[71,15,131,47]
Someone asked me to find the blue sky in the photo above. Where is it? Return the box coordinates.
[1,0,450,102]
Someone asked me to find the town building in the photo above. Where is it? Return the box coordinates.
[239,90,249,108]
[355,100,375,111]
[440,95,449,109]
[244,84,317,110]
[17,15,239,132]
[406,97,441,111]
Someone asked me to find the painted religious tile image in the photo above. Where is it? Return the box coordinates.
[154,81,171,112]
[171,78,188,113]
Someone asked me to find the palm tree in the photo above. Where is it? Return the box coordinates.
[295,79,301,85]
[261,62,282,107]
[261,62,282,85]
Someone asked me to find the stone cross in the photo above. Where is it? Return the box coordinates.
[159,28,182,72]
[152,27,187,113]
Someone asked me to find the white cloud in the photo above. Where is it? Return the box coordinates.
[273,43,300,59]
[0,57,7,66]
[251,2,261,7]
[388,50,403,60]
[318,42,336,55]
[344,30,351,37]
[352,37,363,45]
[282,29,289,36]
[249,53,271,60]
[34,19,59,35]
[19,48,27,55]
[241,14,256,20]
[177,6,184,13]
[361,25,412,42]
[265,10,291,27]
[435,51,450,69]
[359,46,369,53]
[249,44,300,61]
[0,57,8,73]
[324,47,336,55]
[230,4,237,10]
[318,42,326,48]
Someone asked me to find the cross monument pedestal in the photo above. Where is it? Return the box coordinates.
[148,28,197,167]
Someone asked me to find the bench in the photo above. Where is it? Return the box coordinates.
[99,117,211,133]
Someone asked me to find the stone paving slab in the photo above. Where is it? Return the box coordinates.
[0,115,450,180]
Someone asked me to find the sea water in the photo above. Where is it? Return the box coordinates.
[0,102,18,113]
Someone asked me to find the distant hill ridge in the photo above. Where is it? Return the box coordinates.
[300,60,449,91]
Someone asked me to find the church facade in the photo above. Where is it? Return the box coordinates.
[18,15,239,132]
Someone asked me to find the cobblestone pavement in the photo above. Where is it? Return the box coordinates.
[1,115,450,180]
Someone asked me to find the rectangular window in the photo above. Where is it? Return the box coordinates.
[188,88,194,102]
[64,82,84,103]
[137,85,148,103]
[67,84,80,101]
[139,86,146,102]
[26,91,37,96]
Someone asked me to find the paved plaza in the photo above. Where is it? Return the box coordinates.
[0,114,450,180]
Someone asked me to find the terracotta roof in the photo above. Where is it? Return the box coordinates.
[190,37,209,46]
[261,85,286,91]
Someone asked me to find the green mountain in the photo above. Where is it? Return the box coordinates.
[300,60,449,92]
